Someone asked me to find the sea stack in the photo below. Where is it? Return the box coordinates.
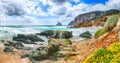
[56,22,62,26]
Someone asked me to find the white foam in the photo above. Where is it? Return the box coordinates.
[0,26,99,40]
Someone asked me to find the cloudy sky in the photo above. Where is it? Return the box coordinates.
[0,0,120,25]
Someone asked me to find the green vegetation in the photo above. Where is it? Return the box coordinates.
[94,28,108,38]
[104,14,120,31]
[83,42,120,63]
[48,39,72,55]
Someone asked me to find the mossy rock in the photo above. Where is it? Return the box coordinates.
[22,50,48,62]
[104,14,120,31]
[48,39,72,55]
[53,31,73,39]
[80,31,92,39]
[94,28,108,38]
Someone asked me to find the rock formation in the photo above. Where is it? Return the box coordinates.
[68,9,120,27]
[56,22,62,26]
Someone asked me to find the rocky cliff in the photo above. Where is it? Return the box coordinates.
[68,9,120,27]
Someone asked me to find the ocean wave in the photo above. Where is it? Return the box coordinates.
[0,26,99,40]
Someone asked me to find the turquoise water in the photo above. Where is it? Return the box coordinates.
[0,25,99,40]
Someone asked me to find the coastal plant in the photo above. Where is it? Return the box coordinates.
[104,14,120,31]
[94,28,108,38]
[83,47,113,63]
[83,42,120,63]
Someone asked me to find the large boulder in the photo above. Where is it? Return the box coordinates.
[22,49,48,62]
[53,31,73,39]
[37,30,73,39]
[13,34,44,44]
[80,31,92,39]
[36,30,54,38]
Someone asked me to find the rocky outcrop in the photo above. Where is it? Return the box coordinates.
[68,9,120,27]
[13,34,44,44]
[56,22,62,26]
[37,30,73,39]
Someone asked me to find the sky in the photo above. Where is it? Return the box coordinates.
[0,0,120,25]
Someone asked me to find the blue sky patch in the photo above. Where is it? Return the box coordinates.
[81,0,108,4]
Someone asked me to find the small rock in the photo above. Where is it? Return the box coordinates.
[4,46,14,53]
[56,22,62,26]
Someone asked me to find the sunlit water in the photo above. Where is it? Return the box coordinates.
[0,25,99,40]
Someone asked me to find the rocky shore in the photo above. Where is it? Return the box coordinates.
[0,30,79,63]
[0,14,120,63]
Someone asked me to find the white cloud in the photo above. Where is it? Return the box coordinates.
[33,7,48,16]
[0,0,120,25]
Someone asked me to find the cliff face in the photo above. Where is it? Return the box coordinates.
[68,9,120,27]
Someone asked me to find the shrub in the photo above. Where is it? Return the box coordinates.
[104,14,120,31]
[83,42,120,63]
[94,28,108,38]
[83,47,113,63]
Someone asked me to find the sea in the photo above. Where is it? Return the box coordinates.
[0,25,99,40]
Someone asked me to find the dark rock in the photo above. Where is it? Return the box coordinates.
[4,46,14,53]
[13,34,44,44]
[24,39,32,44]
[56,22,62,26]
[80,31,92,38]
[4,41,24,49]
[37,30,72,39]
[22,49,48,61]
[36,30,54,38]
[53,31,72,39]
[13,42,24,49]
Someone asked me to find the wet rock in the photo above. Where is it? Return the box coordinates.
[22,49,48,62]
[80,31,92,38]
[13,34,44,44]
[36,30,54,38]
[3,41,24,49]
[4,46,14,53]
[38,30,72,39]
[13,42,24,49]
[24,39,32,44]
[53,31,73,39]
